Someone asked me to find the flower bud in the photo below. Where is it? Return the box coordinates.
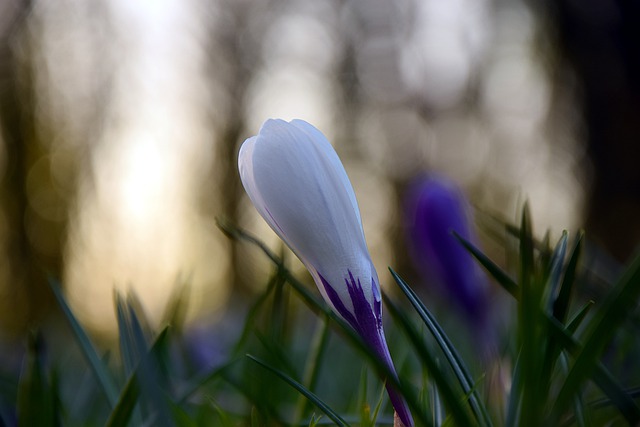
[239,119,413,426]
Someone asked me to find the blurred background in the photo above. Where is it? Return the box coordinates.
[0,0,638,342]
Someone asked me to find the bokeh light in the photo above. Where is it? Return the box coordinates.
[0,0,592,340]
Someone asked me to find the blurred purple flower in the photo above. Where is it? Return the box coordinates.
[238,119,413,427]
[183,324,228,372]
[405,175,490,326]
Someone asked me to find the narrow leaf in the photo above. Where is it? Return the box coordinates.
[49,279,118,407]
[389,268,491,427]
[104,371,140,427]
[552,252,640,423]
[294,319,331,424]
[453,232,519,299]
[518,204,545,427]
[553,232,584,323]
[247,354,350,427]
[544,232,569,313]
[566,301,594,334]
[176,358,240,403]
[545,316,640,423]
[505,355,521,427]
[589,386,640,410]
[16,332,55,427]
[116,294,138,377]
[127,304,172,427]
[383,292,472,427]
[539,232,569,396]
[104,326,170,427]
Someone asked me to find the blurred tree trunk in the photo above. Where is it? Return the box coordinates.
[210,0,265,296]
[0,2,54,335]
[540,0,640,261]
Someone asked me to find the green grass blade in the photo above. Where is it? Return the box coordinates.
[589,369,640,424]
[294,318,331,424]
[518,204,545,427]
[127,304,173,427]
[217,218,283,267]
[539,230,552,281]
[176,358,241,403]
[253,330,298,378]
[406,212,635,424]
[565,301,594,334]
[49,279,118,407]
[561,353,589,427]
[540,232,569,396]
[251,406,261,426]
[544,232,569,313]
[429,381,443,427]
[476,212,609,290]
[16,332,56,427]
[475,210,549,253]
[589,386,640,409]
[505,354,521,427]
[246,354,350,427]
[232,269,281,354]
[389,268,490,427]
[104,371,140,427]
[104,326,170,427]
[115,293,144,426]
[113,298,173,426]
[357,367,369,426]
[201,397,235,427]
[553,232,584,323]
[552,252,640,423]
[116,293,138,377]
[371,381,386,426]
[218,370,287,424]
[160,278,191,333]
[545,315,640,423]
[269,267,290,343]
[453,232,519,299]
[383,291,472,427]
[541,301,593,396]
[168,400,199,427]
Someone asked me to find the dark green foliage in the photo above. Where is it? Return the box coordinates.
[16,332,58,427]
[1,209,639,426]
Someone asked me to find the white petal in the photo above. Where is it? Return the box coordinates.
[238,135,283,238]
[238,119,375,310]
[289,119,364,233]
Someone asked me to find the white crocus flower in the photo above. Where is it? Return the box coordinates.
[238,119,413,427]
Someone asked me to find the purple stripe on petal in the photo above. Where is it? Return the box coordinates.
[319,270,414,427]
[372,277,383,330]
[345,273,414,426]
[344,272,382,348]
[318,270,388,365]
[318,273,358,329]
